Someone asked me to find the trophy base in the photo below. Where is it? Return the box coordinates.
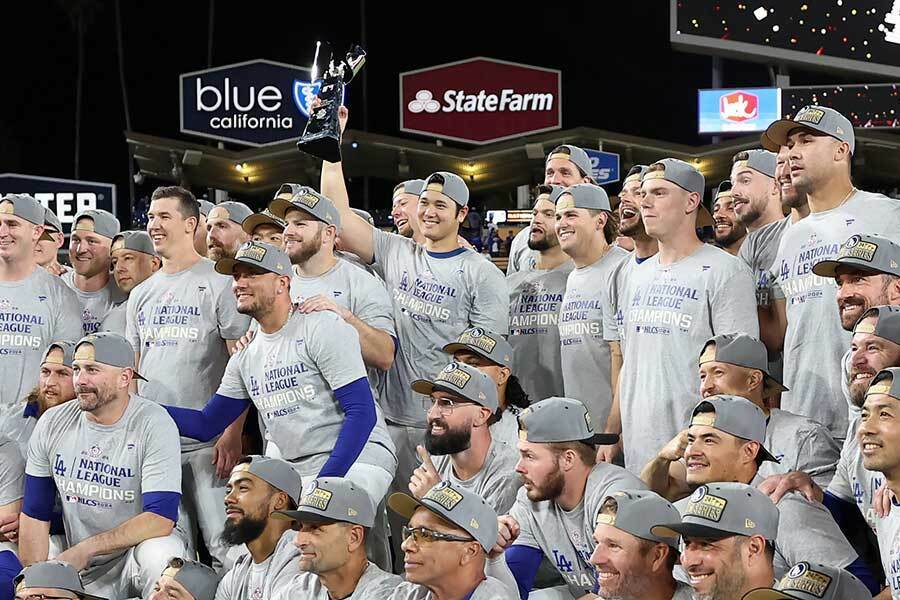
[296,132,342,164]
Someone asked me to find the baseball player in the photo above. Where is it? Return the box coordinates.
[100,231,160,336]
[206,202,252,262]
[762,105,900,441]
[388,481,518,598]
[194,199,215,258]
[61,210,125,336]
[242,209,285,249]
[20,332,186,598]
[408,361,521,514]
[0,194,82,408]
[711,180,747,256]
[493,397,644,598]
[743,561,872,600]
[556,183,628,427]
[271,477,402,599]
[33,208,66,275]
[13,560,106,600]
[730,150,782,235]
[128,186,251,570]
[391,180,426,242]
[148,557,220,600]
[506,185,573,404]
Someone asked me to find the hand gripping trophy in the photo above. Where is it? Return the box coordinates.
[296,41,366,163]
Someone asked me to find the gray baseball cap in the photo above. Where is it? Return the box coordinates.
[41,340,77,369]
[15,560,106,600]
[411,361,499,412]
[352,208,375,226]
[556,184,612,213]
[743,561,871,600]
[73,209,120,240]
[642,158,705,196]
[651,482,779,541]
[206,201,254,226]
[813,234,900,278]
[701,333,788,394]
[421,171,470,207]
[389,480,499,551]
[242,209,286,236]
[762,105,855,154]
[215,240,292,277]
[689,395,779,463]
[854,305,900,345]
[160,557,220,600]
[546,145,593,181]
[714,180,733,201]
[596,489,682,548]
[393,179,426,201]
[274,476,376,527]
[518,397,619,446]
[74,332,146,381]
[197,199,215,218]
[230,455,303,504]
[269,184,342,230]
[0,194,47,227]
[733,149,777,178]
[623,165,649,186]
[43,207,63,234]
[443,327,513,369]
[867,367,900,402]
[111,230,157,257]
[534,184,567,205]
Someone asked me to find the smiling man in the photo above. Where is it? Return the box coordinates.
[711,181,747,256]
[99,231,160,336]
[205,201,252,262]
[61,210,125,336]
[391,180,427,242]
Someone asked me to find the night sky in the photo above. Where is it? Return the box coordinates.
[2,0,885,212]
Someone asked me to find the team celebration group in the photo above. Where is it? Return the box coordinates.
[1,102,900,600]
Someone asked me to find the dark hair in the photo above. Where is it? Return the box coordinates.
[151,186,200,224]
[505,375,530,411]
[587,208,619,244]
[626,165,646,178]
[548,441,597,467]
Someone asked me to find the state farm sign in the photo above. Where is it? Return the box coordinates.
[400,57,562,144]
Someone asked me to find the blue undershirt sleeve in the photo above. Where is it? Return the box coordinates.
[164,394,251,442]
[22,475,55,522]
[318,377,376,477]
[505,544,544,599]
[0,550,22,600]
[142,491,181,523]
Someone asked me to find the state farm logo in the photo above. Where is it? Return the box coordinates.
[720,91,759,122]
[408,90,441,114]
[407,88,554,114]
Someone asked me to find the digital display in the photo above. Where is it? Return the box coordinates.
[486,210,508,224]
[698,87,781,133]
[783,84,900,128]
[672,1,900,79]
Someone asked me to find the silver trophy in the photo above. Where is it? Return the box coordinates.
[296,41,366,163]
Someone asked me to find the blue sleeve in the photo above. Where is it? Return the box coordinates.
[142,491,181,522]
[164,394,251,442]
[318,378,376,477]
[845,557,880,595]
[22,475,55,521]
[0,550,22,600]
[505,545,544,600]
[822,491,864,534]
[49,509,65,535]
[391,335,399,358]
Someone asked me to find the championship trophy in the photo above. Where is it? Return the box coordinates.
[296,41,366,163]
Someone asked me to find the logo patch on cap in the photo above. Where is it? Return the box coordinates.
[686,486,727,522]
[643,170,666,181]
[0,202,14,214]
[297,193,321,209]
[867,383,893,396]
[425,481,464,511]
[208,206,231,221]
[44,347,66,365]
[111,238,126,252]
[556,195,576,209]
[699,344,717,363]
[237,243,267,262]
[74,343,96,361]
[74,218,96,232]
[781,562,831,596]
[596,513,616,526]
[838,237,877,262]
[744,518,756,529]
[855,322,876,334]
[795,107,826,124]
[436,362,471,389]
[348,508,358,517]
[470,518,480,529]
[299,486,334,511]
[458,328,497,353]
[691,413,716,427]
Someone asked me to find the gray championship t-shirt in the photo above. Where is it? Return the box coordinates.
[760,408,840,488]
[617,244,758,473]
[509,463,647,597]
[126,259,250,451]
[772,190,900,439]
[387,576,516,600]
[559,246,628,425]
[826,415,883,532]
[371,229,508,427]
[99,301,127,336]
[507,260,573,402]
[61,271,127,336]
[25,394,182,569]
[739,217,791,309]
[433,439,521,515]
[506,227,536,276]
[217,310,394,477]
[290,257,396,400]
[0,402,38,457]
[272,561,401,600]
[0,435,24,506]
[215,530,298,600]
[0,267,82,407]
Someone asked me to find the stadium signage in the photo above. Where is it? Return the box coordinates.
[400,57,561,144]
[0,173,116,235]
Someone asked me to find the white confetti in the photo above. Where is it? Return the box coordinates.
[753,6,768,20]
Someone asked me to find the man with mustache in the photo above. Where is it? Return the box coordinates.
[206,202,252,263]
[507,145,595,276]
[19,332,186,598]
[214,456,303,600]
[491,397,643,598]
[0,194,82,410]
[391,180,426,242]
[506,185,573,404]
[711,181,747,256]
[61,210,125,336]
[761,105,900,441]
[99,231,160,336]
[407,361,520,514]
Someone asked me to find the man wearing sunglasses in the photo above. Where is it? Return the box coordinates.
[407,361,520,515]
[388,481,518,598]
